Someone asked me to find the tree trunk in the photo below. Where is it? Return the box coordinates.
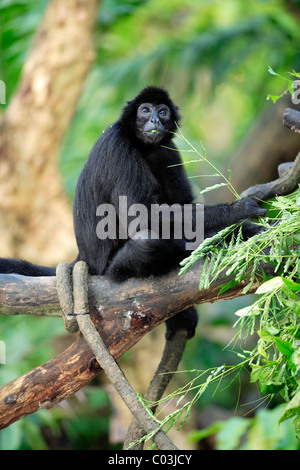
[0,0,99,264]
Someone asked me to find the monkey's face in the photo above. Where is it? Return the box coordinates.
[136,103,172,144]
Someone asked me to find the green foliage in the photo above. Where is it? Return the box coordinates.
[0,387,112,450]
[267,67,300,103]
[0,0,48,101]
[179,187,300,439]
[134,188,300,448]
[180,190,300,289]
[189,406,300,449]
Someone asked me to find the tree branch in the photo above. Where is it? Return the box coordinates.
[240,150,300,200]
[123,328,188,450]
[283,108,300,134]
[71,262,177,450]
[0,260,271,430]
[240,108,300,200]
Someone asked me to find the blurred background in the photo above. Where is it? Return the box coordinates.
[0,0,300,450]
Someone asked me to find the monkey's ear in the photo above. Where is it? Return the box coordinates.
[120,99,137,124]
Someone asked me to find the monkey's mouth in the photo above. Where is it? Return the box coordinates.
[148,129,160,134]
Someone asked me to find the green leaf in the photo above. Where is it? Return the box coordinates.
[256,277,284,294]
[268,65,278,76]
[250,364,263,383]
[290,349,300,369]
[282,277,300,292]
[293,415,300,440]
[259,376,285,395]
[218,278,239,295]
[279,390,300,423]
[216,417,251,450]
[188,421,223,443]
[200,141,207,157]
[234,305,256,317]
[258,344,267,358]
[258,329,276,342]
[199,182,228,194]
[275,339,294,356]
[264,324,280,336]
[266,94,280,103]
[282,299,300,315]
[251,365,286,394]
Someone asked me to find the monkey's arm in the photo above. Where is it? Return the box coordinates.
[204,198,266,237]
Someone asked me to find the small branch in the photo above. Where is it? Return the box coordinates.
[123,329,188,450]
[283,108,300,133]
[241,107,300,200]
[56,262,78,333]
[71,261,177,450]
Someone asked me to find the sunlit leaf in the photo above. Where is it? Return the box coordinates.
[280,390,300,423]
[255,277,284,294]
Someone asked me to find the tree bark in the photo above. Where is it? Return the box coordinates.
[240,150,300,199]
[0,0,99,264]
[283,108,300,133]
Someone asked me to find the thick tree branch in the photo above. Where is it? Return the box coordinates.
[239,109,300,200]
[0,260,271,430]
[240,150,300,200]
[0,262,263,318]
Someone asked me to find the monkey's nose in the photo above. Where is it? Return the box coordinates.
[151,113,160,125]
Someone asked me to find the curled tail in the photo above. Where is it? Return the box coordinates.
[0,258,56,276]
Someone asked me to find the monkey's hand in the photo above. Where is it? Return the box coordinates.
[231,197,266,221]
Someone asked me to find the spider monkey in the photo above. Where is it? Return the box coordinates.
[0,86,266,339]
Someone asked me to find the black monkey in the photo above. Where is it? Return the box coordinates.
[0,86,265,339]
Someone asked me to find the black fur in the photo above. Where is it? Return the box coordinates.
[0,86,266,339]
[0,258,55,276]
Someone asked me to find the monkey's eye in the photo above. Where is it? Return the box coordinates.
[158,106,170,117]
[142,106,150,114]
